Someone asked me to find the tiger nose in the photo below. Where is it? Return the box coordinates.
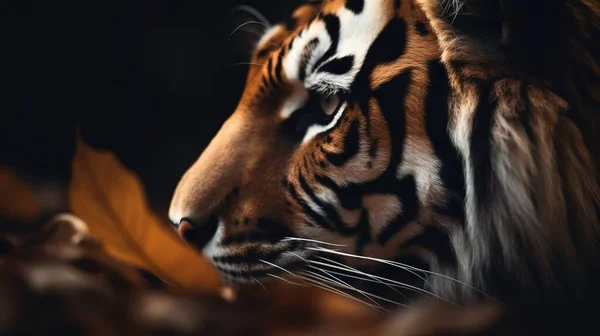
[176,215,219,251]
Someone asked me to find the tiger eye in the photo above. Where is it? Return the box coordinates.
[320,94,341,116]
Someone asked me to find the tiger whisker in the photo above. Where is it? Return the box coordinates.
[282,249,401,298]
[302,270,407,309]
[230,5,272,28]
[295,274,386,312]
[282,237,347,247]
[308,247,431,287]
[311,247,494,303]
[264,41,289,54]
[450,1,466,24]
[266,273,307,287]
[229,21,269,38]
[309,265,407,297]
[308,263,410,302]
[312,247,495,301]
[258,259,299,279]
[251,276,268,291]
[388,263,497,301]
[314,0,326,24]
[281,251,309,263]
[441,0,457,17]
[314,256,411,299]
[308,259,457,306]
[309,259,425,296]
[302,269,385,309]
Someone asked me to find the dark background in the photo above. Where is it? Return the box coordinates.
[3,0,303,215]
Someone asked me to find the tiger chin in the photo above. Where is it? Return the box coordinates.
[169,0,600,308]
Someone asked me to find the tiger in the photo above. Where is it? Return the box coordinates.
[169,0,600,309]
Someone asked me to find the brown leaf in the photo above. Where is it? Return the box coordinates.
[68,137,220,293]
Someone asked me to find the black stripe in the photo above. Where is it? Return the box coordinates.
[255,47,271,59]
[470,81,497,206]
[220,218,296,246]
[345,0,364,14]
[355,209,371,255]
[372,70,415,245]
[351,16,408,157]
[373,70,411,176]
[287,181,334,229]
[221,231,280,246]
[324,118,360,166]
[299,38,320,81]
[274,48,285,84]
[377,176,419,245]
[424,60,466,224]
[313,174,420,246]
[261,75,270,91]
[360,17,407,70]
[256,218,296,239]
[265,57,275,88]
[352,16,408,97]
[298,172,355,235]
[312,15,340,73]
[318,55,354,75]
[415,22,428,36]
[404,226,456,267]
[315,175,363,209]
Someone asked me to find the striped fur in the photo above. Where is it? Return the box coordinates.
[169,0,600,305]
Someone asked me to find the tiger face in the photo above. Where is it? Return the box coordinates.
[169,0,456,293]
[170,0,600,304]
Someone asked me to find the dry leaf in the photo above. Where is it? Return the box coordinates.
[68,136,220,293]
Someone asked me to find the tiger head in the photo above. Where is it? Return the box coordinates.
[170,0,600,304]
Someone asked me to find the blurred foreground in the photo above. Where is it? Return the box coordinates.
[0,137,574,336]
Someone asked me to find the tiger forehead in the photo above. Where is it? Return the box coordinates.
[253,0,377,59]
[253,0,432,66]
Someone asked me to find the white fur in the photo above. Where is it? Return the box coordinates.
[283,20,331,83]
[396,139,443,205]
[305,0,392,92]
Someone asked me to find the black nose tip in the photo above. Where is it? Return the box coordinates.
[177,215,219,250]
